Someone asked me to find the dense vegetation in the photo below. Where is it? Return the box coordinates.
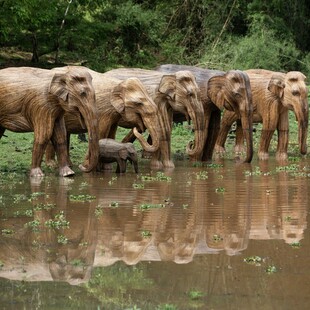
[1,0,310,75]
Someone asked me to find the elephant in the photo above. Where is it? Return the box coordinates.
[102,68,205,169]
[45,68,161,167]
[156,64,254,163]
[215,69,308,160]
[0,66,99,177]
[98,138,139,173]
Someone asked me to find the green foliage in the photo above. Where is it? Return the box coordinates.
[1,0,309,74]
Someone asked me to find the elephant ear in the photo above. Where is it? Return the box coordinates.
[49,73,69,102]
[119,148,128,160]
[158,75,176,100]
[268,74,285,99]
[207,76,225,109]
[111,82,126,113]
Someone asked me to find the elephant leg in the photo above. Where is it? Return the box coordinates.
[276,112,289,161]
[234,120,246,154]
[150,148,164,169]
[160,137,174,168]
[45,141,57,168]
[50,118,74,177]
[258,128,275,160]
[0,127,5,139]
[215,111,238,154]
[116,159,126,173]
[202,110,221,161]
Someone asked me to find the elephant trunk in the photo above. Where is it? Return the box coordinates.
[297,115,308,155]
[185,107,205,159]
[133,127,159,153]
[78,107,100,172]
[240,113,253,163]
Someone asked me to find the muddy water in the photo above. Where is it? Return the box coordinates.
[0,158,309,309]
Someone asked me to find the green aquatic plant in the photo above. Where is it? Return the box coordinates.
[195,171,208,180]
[1,228,15,235]
[290,241,301,248]
[243,255,262,266]
[29,192,45,200]
[188,289,204,300]
[57,234,68,245]
[108,176,118,185]
[266,265,277,274]
[139,203,165,210]
[156,304,178,310]
[24,219,41,232]
[109,201,119,208]
[141,230,152,238]
[213,234,223,242]
[215,187,225,193]
[70,259,86,267]
[276,164,299,172]
[45,211,69,229]
[69,194,96,202]
[132,183,144,189]
[141,172,171,182]
[284,215,292,222]
[95,205,104,217]
[33,203,56,211]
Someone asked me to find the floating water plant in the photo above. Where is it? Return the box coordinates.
[45,211,69,229]
[1,228,15,235]
[139,203,165,210]
[109,201,119,208]
[290,241,301,248]
[69,194,96,202]
[243,255,262,266]
[132,183,144,189]
[156,304,177,310]
[188,289,204,300]
[57,234,68,245]
[266,265,277,274]
[215,187,225,193]
[141,172,171,182]
[94,205,104,217]
[141,230,152,238]
[195,171,208,180]
[213,234,223,242]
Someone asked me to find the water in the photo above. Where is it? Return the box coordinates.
[0,158,309,309]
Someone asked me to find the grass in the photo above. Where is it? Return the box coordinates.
[0,108,309,176]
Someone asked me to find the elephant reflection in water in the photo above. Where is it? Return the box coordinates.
[0,177,98,285]
[250,161,308,244]
[94,176,173,266]
[188,166,252,256]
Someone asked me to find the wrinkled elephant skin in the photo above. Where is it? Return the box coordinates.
[0,66,99,177]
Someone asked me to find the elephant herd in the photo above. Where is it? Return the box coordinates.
[0,64,308,177]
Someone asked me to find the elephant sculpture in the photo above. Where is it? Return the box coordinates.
[45,67,161,167]
[98,138,138,173]
[156,64,254,163]
[215,69,308,160]
[0,66,99,177]
[102,68,205,169]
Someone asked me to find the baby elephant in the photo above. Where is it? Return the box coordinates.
[98,138,139,173]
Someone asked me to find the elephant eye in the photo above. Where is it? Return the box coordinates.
[292,90,300,96]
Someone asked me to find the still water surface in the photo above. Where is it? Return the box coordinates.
[0,158,309,309]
